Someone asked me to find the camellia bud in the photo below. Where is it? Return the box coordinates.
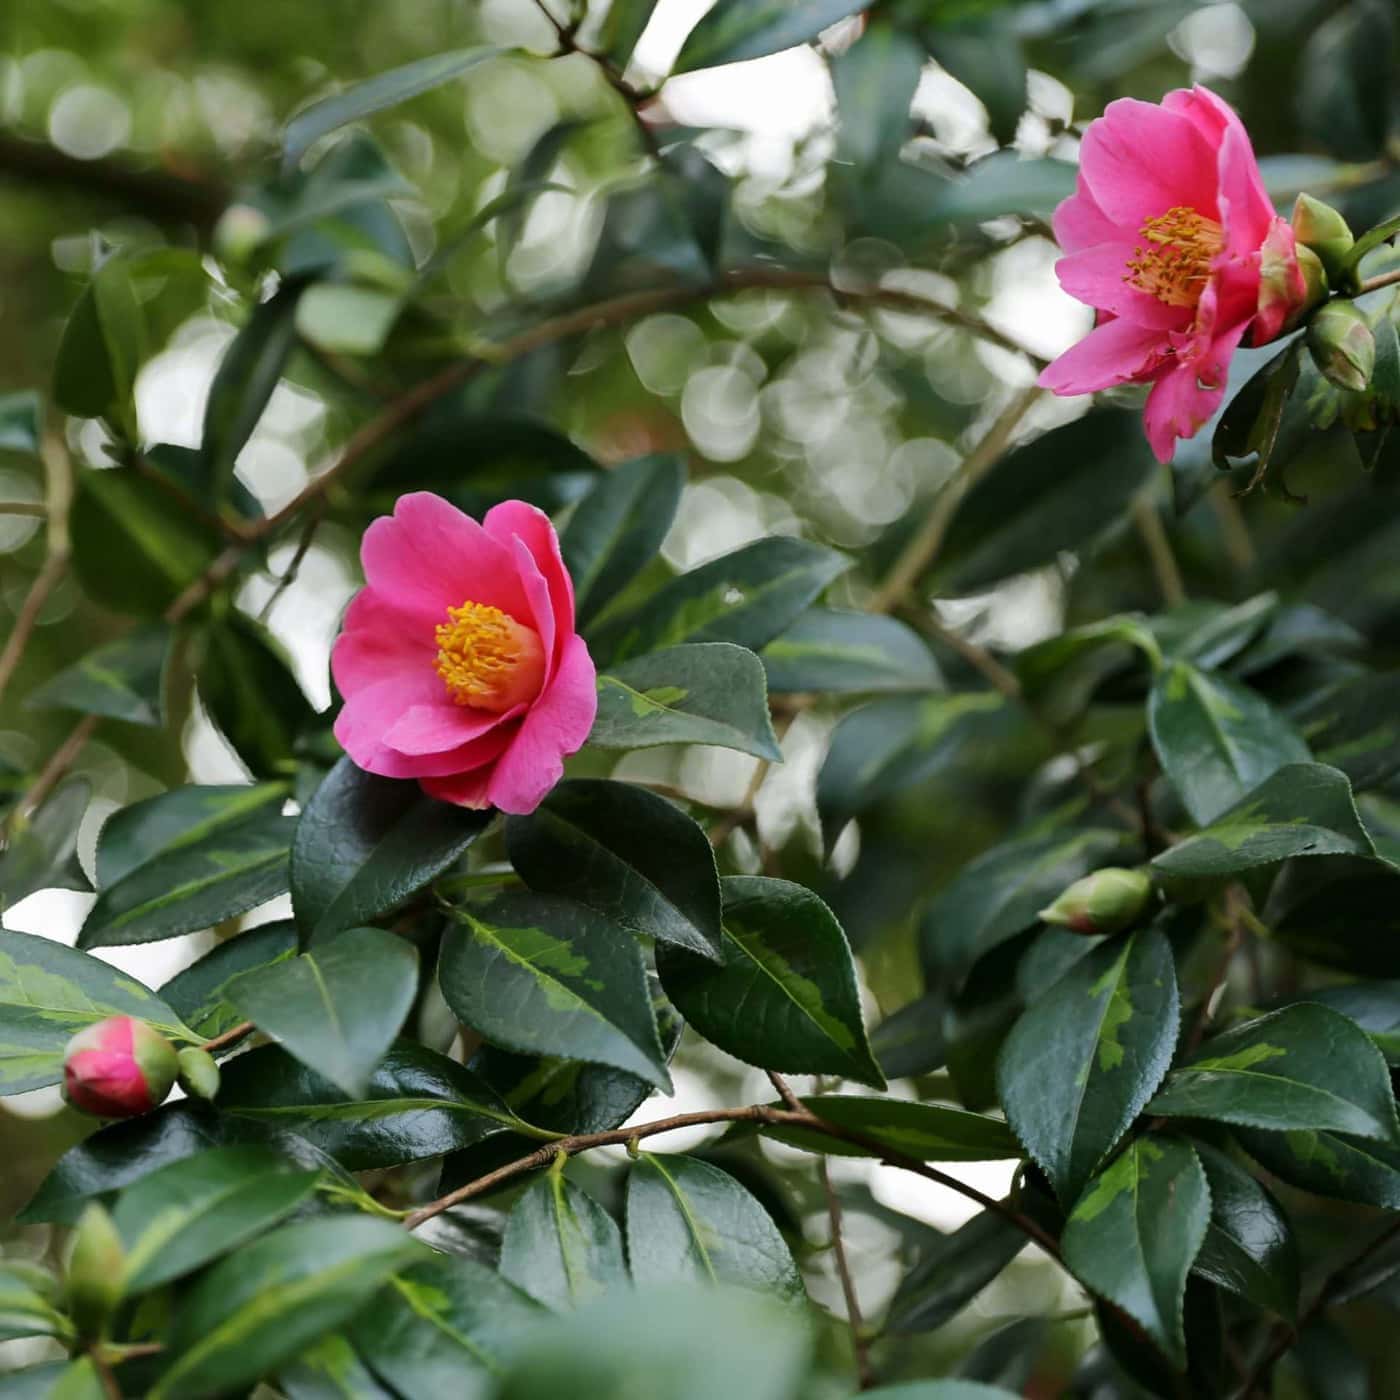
[1038,867,1154,936]
[62,1016,179,1119]
[1256,222,1327,343]
[66,1203,126,1339]
[176,1045,221,1101]
[1292,193,1355,275]
[1308,300,1376,393]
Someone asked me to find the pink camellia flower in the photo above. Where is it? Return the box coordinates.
[63,1016,179,1118]
[1039,86,1311,462]
[332,493,597,815]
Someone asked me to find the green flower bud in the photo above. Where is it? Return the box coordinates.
[66,1203,126,1339]
[176,1046,221,1101]
[1038,867,1154,936]
[1292,193,1355,275]
[1308,300,1376,393]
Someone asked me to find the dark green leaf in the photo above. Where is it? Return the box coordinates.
[625,1153,803,1300]
[886,1208,1026,1333]
[998,927,1180,1202]
[152,1217,425,1399]
[218,1041,524,1170]
[500,1167,629,1308]
[600,0,660,66]
[590,642,781,759]
[1269,860,1400,977]
[675,0,869,72]
[761,1095,1018,1162]
[1151,763,1375,886]
[159,921,299,1041]
[589,537,848,667]
[563,454,684,628]
[113,1145,321,1289]
[0,391,41,456]
[1148,662,1310,826]
[933,409,1153,593]
[1149,1003,1399,1139]
[285,48,506,168]
[440,890,669,1088]
[53,256,145,432]
[506,779,722,960]
[832,22,923,170]
[69,465,218,616]
[1287,981,1400,1064]
[24,624,170,727]
[656,875,884,1088]
[871,993,947,1079]
[1191,1143,1298,1320]
[350,1255,542,1396]
[763,609,940,695]
[198,614,315,779]
[0,778,90,908]
[279,1334,396,1400]
[921,827,1133,980]
[0,928,194,1094]
[80,810,295,948]
[202,283,303,501]
[1298,0,1395,161]
[928,153,1076,227]
[1295,672,1400,792]
[1238,1125,1400,1210]
[291,756,491,941]
[226,926,417,1095]
[1061,1136,1210,1365]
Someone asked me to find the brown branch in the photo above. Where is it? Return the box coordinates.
[820,1155,875,1390]
[200,1020,254,1054]
[0,501,45,517]
[1358,267,1400,294]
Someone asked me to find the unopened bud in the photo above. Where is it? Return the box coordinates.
[1308,301,1376,393]
[176,1046,221,1101]
[1256,221,1327,343]
[1292,193,1355,275]
[1038,867,1154,936]
[66,1204,125,1339]
[62,1017,178,1119]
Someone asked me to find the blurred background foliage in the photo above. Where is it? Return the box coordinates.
[4,0,1400,1394]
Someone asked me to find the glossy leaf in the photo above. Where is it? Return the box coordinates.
[998,927,1180,1203]
[1290,981,1400,1065]
[0,778,91,908]
[656,875,883,1088]
[1149,1003,1399,1139]
[218,1041,524,1170]
[1295,672,1400,792]
[1061,1137,1210,1365]
[762,608,940,695]
[285,48,505,168]
[279,1334,395,1400]
[159,921,299,1041]
[151,1217,425,1399]
[590,642,781,759]
[24,624,170,727]
[886,1208,1027,1333]
[79,810,295,948]
[506,779,722,960]
[112,1145,321,1288]
[1149,662,1310,826]
[1191,1144,1299,1320]
[351,1255,542,1397]
[760,1095,1018,1162]
[1238,1125,1400,1211]
[589,537,848,667]
[290,756,491,941]
[1151,763,1375,886]
[562,454,684,627]
[440,890,669,1088]
[675,0,869,72]
[0,929,194,1094]
[500,1168,629,1308]
[625,1153,804,1300]
[226,926,418,1095]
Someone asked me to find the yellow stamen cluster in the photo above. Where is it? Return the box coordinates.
[1124,206,1224,308]
[434,600,542,711]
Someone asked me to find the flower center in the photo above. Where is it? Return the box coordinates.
[1124,206,1224,308]
[434,601,545,712]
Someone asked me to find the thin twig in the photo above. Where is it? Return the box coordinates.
[766,1070,806,1114]
[820,1155,874,1390]
[1359,267,1400,294]
[868,385,1042,614]
[1131,493,1186,609]
[89,1349,122,1400]
[201,1020,255,1054]
[0,501,45,517]
[258,504,324,623]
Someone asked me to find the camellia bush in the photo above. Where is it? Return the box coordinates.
[7,0,1400,1396]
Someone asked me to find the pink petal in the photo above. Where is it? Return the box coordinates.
[1053,174,1124,254]
[1079,98,1219,230]
[1038,316,1168,396]
[331,587,434,702]
[382,701,511,757]
[1055,244,1193,330]
[506,535,557,686]
[482,635,598,816]
[1161,85,1233,145]
[419,765,497,810]
[483,500,576,670]
[360,492,532,629]
[1142,319,1250,462]
[1216,121,1275,257]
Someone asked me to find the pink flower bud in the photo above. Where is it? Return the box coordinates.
[1255,222,1326,344]
[62,1016,179,1119]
